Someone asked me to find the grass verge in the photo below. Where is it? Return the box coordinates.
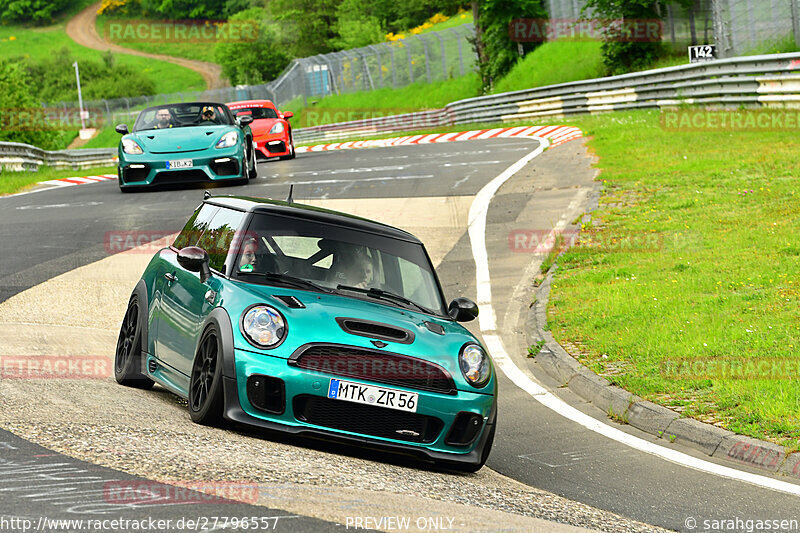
[0,165,116,196]
[546,109,800,448]
[0,24,205,94]
[95,15,217,63]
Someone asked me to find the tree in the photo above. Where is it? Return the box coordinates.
[267,0,342,58]
[0,60,70,150]
[472,0,546,92]
[214,8,290,85]
[581,0,684,74]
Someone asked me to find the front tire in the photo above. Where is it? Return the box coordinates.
[280,137,296,160]
[188,327,225,426]
[114,294,154,389]
[247,141,258,180]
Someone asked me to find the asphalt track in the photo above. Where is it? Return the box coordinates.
[0,137,798,532]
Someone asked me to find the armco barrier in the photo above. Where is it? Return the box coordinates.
[6,52,800,169]
[294,52,800,144]
[0,142,116,172]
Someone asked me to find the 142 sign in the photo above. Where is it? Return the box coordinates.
[689,44,717,63]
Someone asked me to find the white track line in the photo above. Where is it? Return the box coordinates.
[469,136,800,497]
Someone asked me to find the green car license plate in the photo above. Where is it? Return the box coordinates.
[327,379,418,413]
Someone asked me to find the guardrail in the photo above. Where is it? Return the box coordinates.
[294,52,800,144]
[0,142,116,173]
[6,52,800,170]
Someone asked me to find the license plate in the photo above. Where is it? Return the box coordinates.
[327,379,418,413]
[166,159,193,169]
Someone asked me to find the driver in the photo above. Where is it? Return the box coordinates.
[330,243,373,288]
[154,108,172,129]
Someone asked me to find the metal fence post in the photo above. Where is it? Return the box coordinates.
[417,34,432,83]
[450,28,464,76]
[368,45,383,87]
[405,37,414,84]
[432,31,447,79]
[792,0,800,47]
[386,43,397,88]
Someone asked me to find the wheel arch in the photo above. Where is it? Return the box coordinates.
[198,307,238,413]
[130,279,150,375]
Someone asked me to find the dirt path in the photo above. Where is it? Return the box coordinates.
[65,2,226,90]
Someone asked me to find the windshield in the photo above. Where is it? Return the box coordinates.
[232,213,447,315]
[133,103,233,132]
[230,107,279,120]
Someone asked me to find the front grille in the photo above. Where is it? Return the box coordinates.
[246,374,285,414]
[265,141,286,154]
[151,169,210,185]
[210,159,239,176]
[289,344,456,394]
[336,318,413,344]
[293,394,443,443]
[123,164,149,182]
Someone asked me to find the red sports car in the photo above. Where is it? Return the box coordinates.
[226,100,295,161]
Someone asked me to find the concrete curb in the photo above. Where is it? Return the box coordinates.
[526,264,800,481]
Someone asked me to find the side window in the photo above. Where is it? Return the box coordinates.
[196,207,245,272]
[173,204,219,250]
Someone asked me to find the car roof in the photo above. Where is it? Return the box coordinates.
[204,195,423,244]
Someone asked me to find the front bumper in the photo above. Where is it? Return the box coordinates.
[119,147,244,187]
[222,348,496,465]
[254,134,291,159]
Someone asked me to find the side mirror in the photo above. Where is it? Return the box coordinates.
[282,111,293,120]
[115,124,129,134]
[238,115,253,126]
[448,297,479,322]
[177,246,211,283]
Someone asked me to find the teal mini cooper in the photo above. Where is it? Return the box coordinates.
[115,102,258,192]
[115,194,497,471]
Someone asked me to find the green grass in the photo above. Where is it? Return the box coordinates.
[0,24,206,95]
[492,40,606,94]
[82,126,121,148]
[0,165,116,196]
[542,109,800,448]
[95,14,217,63]
[286,74,482,127]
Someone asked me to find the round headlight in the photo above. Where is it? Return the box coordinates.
[459,343,491,387]
[241,305,286,348]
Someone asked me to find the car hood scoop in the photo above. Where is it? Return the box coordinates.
[336,317,414,345]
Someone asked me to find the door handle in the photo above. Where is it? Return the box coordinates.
[164,272,177,282]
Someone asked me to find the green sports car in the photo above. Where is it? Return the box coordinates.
[114,193,497,471]
[115,102,258,192]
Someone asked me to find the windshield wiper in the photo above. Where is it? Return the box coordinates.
[237,271,329,293]
[336,285,433,314]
